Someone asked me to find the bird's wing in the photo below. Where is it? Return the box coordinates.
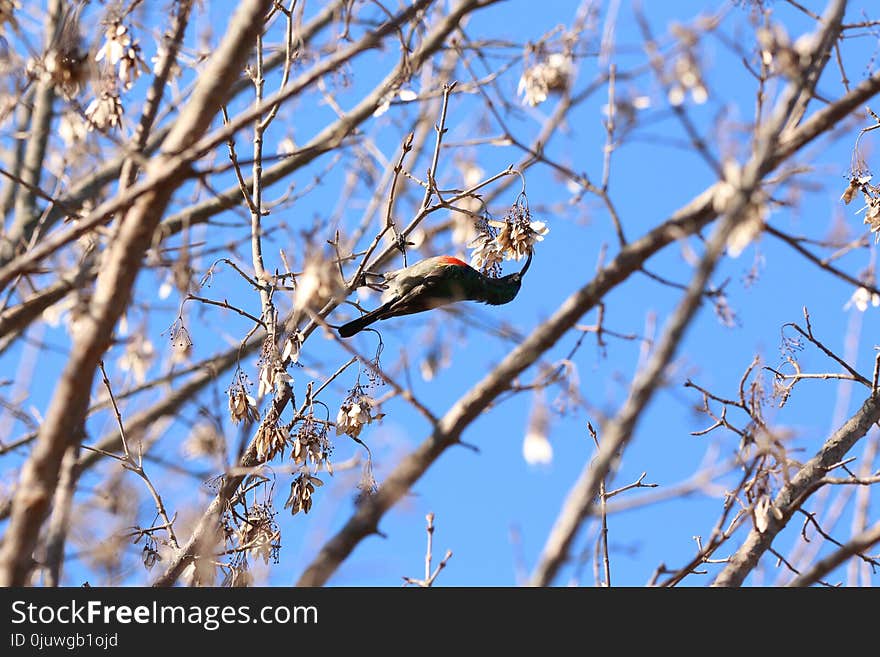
[381,280,449,317]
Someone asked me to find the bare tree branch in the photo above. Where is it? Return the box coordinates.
[0,0,275,586]
[786,519,880,586]
[712,393,880,586]
[152,0,502,587]
[2,0,63,263]
[528,0,848,588]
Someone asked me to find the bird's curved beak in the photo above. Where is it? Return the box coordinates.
[519,250,533,277]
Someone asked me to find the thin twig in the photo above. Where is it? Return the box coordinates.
[402,512,453,586]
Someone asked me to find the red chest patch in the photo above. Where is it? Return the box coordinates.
[439,255,468,267]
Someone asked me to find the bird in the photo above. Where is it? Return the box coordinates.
[338,251,532,337]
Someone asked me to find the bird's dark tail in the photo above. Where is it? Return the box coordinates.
[338,301,393,338]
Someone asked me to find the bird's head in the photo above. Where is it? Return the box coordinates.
[485,251,533,305]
